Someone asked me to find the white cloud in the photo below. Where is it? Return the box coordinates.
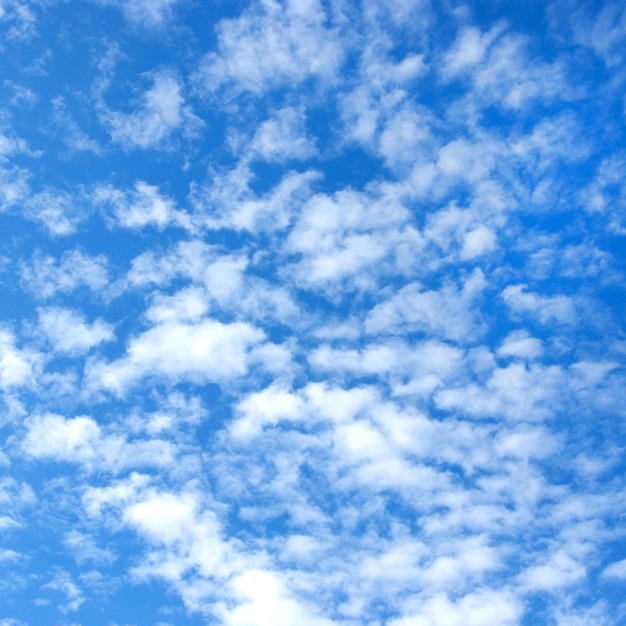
[436,362,566,421]
[436,137,498,183]
[497,330,543,360]
[97,0,180,28]
[193,166,321,234]
[518,550,586,591]
[100,70,200,149]
[579,154,626,234]
[443,25,504,76]
[569,1,626,68]
[249,107,316,162]
[86,318,266,394]
[220,569,334,626]
[1,3,624,625]
[38,307,114,355]
[144,286,208,324]
[23,413,101,464]
[123,490,208,545]
[51,96,102,156]
[22,189,87,236]
[22,413,177,473]
[441,24,573,109]
[308,339,464,398]
[283,187,414,290]
[0,0,36,41]
[377,105,434,172]
[123,240,300,326]
[601,557,626,580]
[364,270,486,341]
[0,328,37,389]
[460,225,497,259]
[230,383,307,440]
[94,180,190,230]
[495,425,562,460]
[64,530,116,565]
[418,201,502,265]
[125,239,214,287]
[197,0,343,95]
[389,589,522,626]
[0,165,29,212]
[0,477,36,533]
[41,570,85,612]
[502,284,578,325]
[20,249,109,299]
[510,113,591,172]
[0,118,28,161]
[126,390,206,435]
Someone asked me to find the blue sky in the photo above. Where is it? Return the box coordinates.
[1,0,626,624]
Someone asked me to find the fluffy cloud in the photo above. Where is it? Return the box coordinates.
[197,0,343,95]
[38,307,114,355]
[20,250,109,299]
[22,412,176,473]
[94,180,190,230]
[86,318,267,394]
[100,70,201,149]
[0,329,37,389]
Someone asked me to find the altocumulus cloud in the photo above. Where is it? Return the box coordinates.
[0,0,626,625]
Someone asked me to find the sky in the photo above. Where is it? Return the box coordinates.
[0,0,626,624]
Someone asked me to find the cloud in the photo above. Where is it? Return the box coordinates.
[20,250,109,299]
[568,1,626,68]
[388,589,522,626]
[1,2,626,625]
[460,225,497,259]
[100,70,201,149]
[249,107,316,162]
[502,284,578,325]
[0,0,36,42]
[123,241,300,325]
[0,118,29,161]
[22,412,177,473]
[94,180,190,230]
[22,189,87,236]
[86,318,267,394]
[41,570,85,613]
[38,307,114,355]
[441,23,573,109]
[229,382,308,441]
[50,96,102,156]
[443,25,503,76]
[601,557,626,580]
[518,550,586,591]
[64,530,116,566]
[196,0,343,95]
[497,330,543,360]
[308,339,464,398]
[97,0,180,29]
[219,569,334,626]
[435,361,566,421]
[579,153,626,234]
[283,186,415,291]
[364,270,487,341]
[0,477,35,534]
[192,166,321,234]
[0,165,29,212]
[0,328,37,389]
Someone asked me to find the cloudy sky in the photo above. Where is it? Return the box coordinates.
[1,0,626,624]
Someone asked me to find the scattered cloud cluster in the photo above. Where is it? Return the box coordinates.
[0,1,625,625]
